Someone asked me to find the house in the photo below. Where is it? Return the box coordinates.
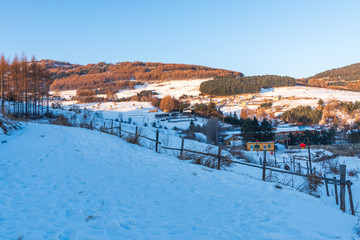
[246,141,274,151]
[223,135,242,146]
[275,125,319,141]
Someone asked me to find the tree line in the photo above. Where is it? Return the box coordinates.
[281,106,322,125]
[0,54,52,117]
[199,75,296,96]
[48,60,243,91]
[308,62,360,82]
[287,129,336,145]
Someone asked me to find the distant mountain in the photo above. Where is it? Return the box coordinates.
[306,62,360,91]
[43,60,243,92]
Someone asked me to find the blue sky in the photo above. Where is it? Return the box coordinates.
[1,0,360,78]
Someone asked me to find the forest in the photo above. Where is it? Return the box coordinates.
[308,62,360,82]
[47,60,243,92]
[0,54,52,117]
[306,62,360,92]
[281,106,322,125]
[199,75,296,96]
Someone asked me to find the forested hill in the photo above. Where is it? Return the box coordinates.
[199,75,296,96]
[44,60,243,91]
[308,62,360,82]
[305,62,360,91]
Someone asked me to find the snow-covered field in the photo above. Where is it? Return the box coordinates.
[0,123,358,239]
[261,86,360,102]
[221,86,360,115]
[51,79,210,101]
[115,79,210,99]
[52,80,360,120]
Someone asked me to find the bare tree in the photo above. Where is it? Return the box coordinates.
[202,117,224,144]
[0,55,8,111]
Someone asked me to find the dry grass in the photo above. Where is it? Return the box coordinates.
[348,169,359,177]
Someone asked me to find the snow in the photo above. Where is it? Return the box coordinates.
[261,86,360,102]
[221,86,360,116]
[0,123,358,239]
[115,79,210,99]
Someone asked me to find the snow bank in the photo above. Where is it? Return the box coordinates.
[0,123,358,239]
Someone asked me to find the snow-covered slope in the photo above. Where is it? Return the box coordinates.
[0,123,358,239]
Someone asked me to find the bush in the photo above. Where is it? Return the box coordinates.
[124,134,139,145]
[54,115,69,126]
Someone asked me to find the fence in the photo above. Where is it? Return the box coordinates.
[50,117,356,216]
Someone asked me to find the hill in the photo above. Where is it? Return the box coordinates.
[0,123,357,239]
[309,62,360,82]
[199,75,296,96]
[306,62,360,91]
[44,60,243,92]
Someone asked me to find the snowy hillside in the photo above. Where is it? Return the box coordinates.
[0,123,358,239]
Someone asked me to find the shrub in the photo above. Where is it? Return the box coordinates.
[54,115,69,126]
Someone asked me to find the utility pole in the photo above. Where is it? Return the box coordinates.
[307,137,312,171]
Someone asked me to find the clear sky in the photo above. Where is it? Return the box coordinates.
[1,0,360,78]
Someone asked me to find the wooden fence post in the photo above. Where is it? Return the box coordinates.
[298,162,301,174]
[334,177,339,205]
[90,121,93,130]
[340,164,346,212]
[180,138,185,159]
[291,157,295,173]
[135,126,138,141]
[307,137,312,173]
[347,182,355,215]
[324,174,329,197]
[155,130,159,153]
[262,150,267,181]
[111,120,113,134]
[306,162,310,175]
[283,157,285,169]
[274,147,277,166]
[119,122,122,138]
[217,146,222,170]
[103,122,106,131]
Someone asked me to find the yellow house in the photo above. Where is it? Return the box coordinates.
[246,142,274,151]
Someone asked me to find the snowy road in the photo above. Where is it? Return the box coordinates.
[0,123,358,239]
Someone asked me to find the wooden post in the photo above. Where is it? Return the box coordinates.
[324,174,329,197]
[306,162,310,175]
[90,121,93,130]
[334,177,339,205]
[297,162,301,174]
[135,126,138,141]
[155,130,159,153]
[217,146,222,170]
[103,122,106,132]
[283,157,285,169]
[262,150,267,181]
[119,122,122,138]
[307,137,312,173]
[274,147,277,167]
[292,156,295,173]
[111,120,113,134]
[340,164,346,212]
[180,138,185,159]
[347,182,355,215]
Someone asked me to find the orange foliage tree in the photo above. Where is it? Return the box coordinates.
[159,96,180,112]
